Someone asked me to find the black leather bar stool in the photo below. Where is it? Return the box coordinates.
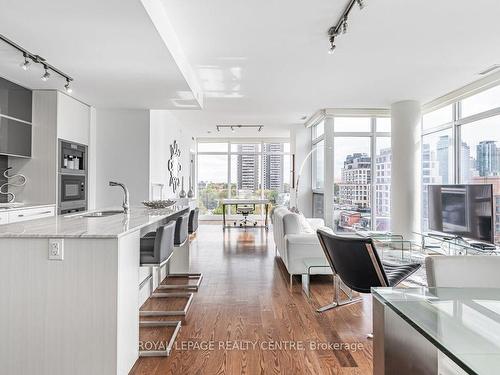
[140,216,194,318]
[138,221,183,357]
[158,212,203,291]
[188,208,199,234]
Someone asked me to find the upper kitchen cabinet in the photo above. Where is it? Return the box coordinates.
[0,77,32,123]
[0,77,32,157]
[57,92,90,146]
[0,117,32,157]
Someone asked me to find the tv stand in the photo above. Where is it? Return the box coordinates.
[415,232,499,255]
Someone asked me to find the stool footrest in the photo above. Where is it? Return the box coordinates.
[158,273,203,291]
[140,292,194,316]
[138,320,181,357]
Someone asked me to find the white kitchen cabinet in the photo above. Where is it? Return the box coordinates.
[57,92,90,145]
[7,205,55,224]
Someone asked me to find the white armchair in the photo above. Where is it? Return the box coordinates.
[272,207,332,293]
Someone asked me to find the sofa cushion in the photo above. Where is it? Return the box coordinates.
[298,213,314,234]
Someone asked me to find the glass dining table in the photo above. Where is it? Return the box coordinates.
[372,287,500,375]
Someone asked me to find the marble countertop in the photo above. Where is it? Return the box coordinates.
[0,203,55,212]
[0,205,189,238]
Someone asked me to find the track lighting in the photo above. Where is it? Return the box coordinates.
[1,34,74,92]
[64,79,73,94]
[328,36,336,54]
[20,54,31,71]
[326,0,367,53]
[216,125,264,132]
[41,66,50,81]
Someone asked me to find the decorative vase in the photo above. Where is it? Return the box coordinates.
[179,176,187,198]
[187,176,194,198]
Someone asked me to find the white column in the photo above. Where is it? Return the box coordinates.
[290,125,312,217]
[391,101,422,240]
[323,117,334,227]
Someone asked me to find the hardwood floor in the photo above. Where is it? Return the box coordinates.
[130,225,373,375]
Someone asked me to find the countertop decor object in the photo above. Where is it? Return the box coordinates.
[0,167,27,203]
[179,176,186,198]
[142,199,176,209]
[167,140,182,193]
[187,175,194,198]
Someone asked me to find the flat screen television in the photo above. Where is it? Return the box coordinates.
[428,184,494,244]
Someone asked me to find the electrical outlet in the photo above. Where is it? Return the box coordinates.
[48,238,64,260]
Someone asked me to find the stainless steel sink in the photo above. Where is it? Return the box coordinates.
[82,210,124,218]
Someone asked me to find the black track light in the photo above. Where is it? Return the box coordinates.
[328,36,336,55]
[356,0,365,10]
[20,53,31,71]
[41,66,50,81]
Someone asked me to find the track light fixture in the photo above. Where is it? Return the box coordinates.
[327,0,367,54]
[1,33,74,92]
[216,125,264,133]
[328,36,336,54]
[20,53,31,71]
[41,66,51,82]
[342,17,348,34]
[64,79,73,94]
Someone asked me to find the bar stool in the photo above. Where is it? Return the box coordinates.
[140,218,194,315]
[158,211,203,291]
[138,221,184,357]
[188,207,199,234]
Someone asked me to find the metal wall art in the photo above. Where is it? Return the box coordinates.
[167,140,182,193]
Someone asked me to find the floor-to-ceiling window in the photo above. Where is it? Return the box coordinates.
[197,139,290,218]
[422,84,500,244]
[311,116,392,231]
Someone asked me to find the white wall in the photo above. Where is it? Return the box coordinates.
[94,109,150,208]
[150,110,194,199]
[290,124,312,217]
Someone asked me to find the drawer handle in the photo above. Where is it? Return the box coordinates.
[18,210,52,218]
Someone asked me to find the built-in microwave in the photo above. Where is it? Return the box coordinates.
[59,174,86,213]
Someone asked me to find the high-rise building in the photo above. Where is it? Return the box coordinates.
[477,141,500,177]
[263,143,284,191]
[375,148,391,219]
[460,142,471,181]
[436,135,450,184]
[338,153,371,208]
[237,144,259,190]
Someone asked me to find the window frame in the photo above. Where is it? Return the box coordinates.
[196,138,290,217]
[421,83,500,234]
[310,116,392,230]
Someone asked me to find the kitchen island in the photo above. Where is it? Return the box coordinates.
[0,205,189,375]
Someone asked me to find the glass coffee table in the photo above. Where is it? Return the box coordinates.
[372,287,500,375]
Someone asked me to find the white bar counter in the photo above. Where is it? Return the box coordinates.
[0,205,189,375]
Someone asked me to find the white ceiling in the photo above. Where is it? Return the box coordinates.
[162,0,500,130]
[1,0,500,132]
[0,0,201,109]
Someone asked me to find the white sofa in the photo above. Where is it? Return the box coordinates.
[272,207,332,294]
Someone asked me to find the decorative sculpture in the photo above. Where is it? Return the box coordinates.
[0,167,27,203]
[167,140,182,193]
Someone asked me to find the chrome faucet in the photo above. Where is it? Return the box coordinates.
[109,181,130,214]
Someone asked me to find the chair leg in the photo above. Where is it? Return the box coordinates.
[316,275,362,313]
[301,274,310,298]
[290,274,293,289]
